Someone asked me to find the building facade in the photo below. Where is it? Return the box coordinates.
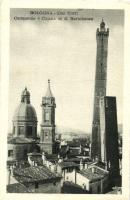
[91,20,109,161]
[100,96,119,177]
[40,80,56,154]
[7,137,39,161]
[76,165,109,193]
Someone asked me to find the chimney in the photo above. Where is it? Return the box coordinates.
[10,166,14,176]
[85,163,88,169]
[32,161,35,166]
[28,154,33,166]
[91,167,95,173]
[54,164,57,173]
[80,159,83,170]
[104,162,107,170]
[46,160,50,168]
[50,163,55,172]
[58,157,63,163]
[7,166,11,185]
[42,152,46,165]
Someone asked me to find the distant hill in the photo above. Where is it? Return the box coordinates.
[56,124,122,141]
[56,126,90,141]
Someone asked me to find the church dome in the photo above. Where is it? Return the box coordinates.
[13,87,37,122]
[13,103,37,121]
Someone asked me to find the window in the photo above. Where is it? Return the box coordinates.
[83,184,86,190]
[27,126,33,137]
[8,150,13,157]
[35,182,39,189]
[45,112,49,122]
[90,187,92,193]
[24,149,27,157]
[67,167,73,173]
[53,182,57,186]
[13,126,15,134]
[44,131,49,139]
[35,127,37,134]
[106,99,108,108]
[98,185,100,193]
[19,126,24,136]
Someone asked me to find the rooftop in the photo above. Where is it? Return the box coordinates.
[27,152,42,156]
[61,181,90,194]
[29,155,43,166]
[8,137,36,144]
[46,154,59,163]
[13,166,61,183]
[66,157,81,162]
[58,161,79,169]
[7,160,30,168]
[95,161,106,169]
[79,166,108,182]
[68,141,80,147]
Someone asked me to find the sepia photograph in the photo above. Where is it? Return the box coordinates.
[6,8,124,194]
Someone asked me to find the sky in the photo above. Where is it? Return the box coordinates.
[8,9,124,133]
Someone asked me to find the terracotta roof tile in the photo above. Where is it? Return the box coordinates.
[58,161,79,169]
[13,166,61,183]
[79,166,108,182]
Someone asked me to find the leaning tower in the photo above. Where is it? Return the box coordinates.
[91,20,109,161]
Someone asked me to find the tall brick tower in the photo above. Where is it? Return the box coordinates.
[40,80,56,154]
[91,20,109,161]
[100,96,119,177]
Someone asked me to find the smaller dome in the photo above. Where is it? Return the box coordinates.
[13,103,37,122]
[13,87,37,122]
[22,87,30,96]
[21,87,30,104]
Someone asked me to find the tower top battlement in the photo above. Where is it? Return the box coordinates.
[100,19,106,30]
[96,19,109,36]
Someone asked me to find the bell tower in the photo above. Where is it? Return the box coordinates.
[91,20,109,161]
[40,80,56,154]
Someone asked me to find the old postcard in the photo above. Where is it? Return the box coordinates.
[0,0,130,200]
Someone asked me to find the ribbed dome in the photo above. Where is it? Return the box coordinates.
[13,87,37,122]
[13,103,37,122]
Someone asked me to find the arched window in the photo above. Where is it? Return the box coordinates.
[19,126,24,136]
